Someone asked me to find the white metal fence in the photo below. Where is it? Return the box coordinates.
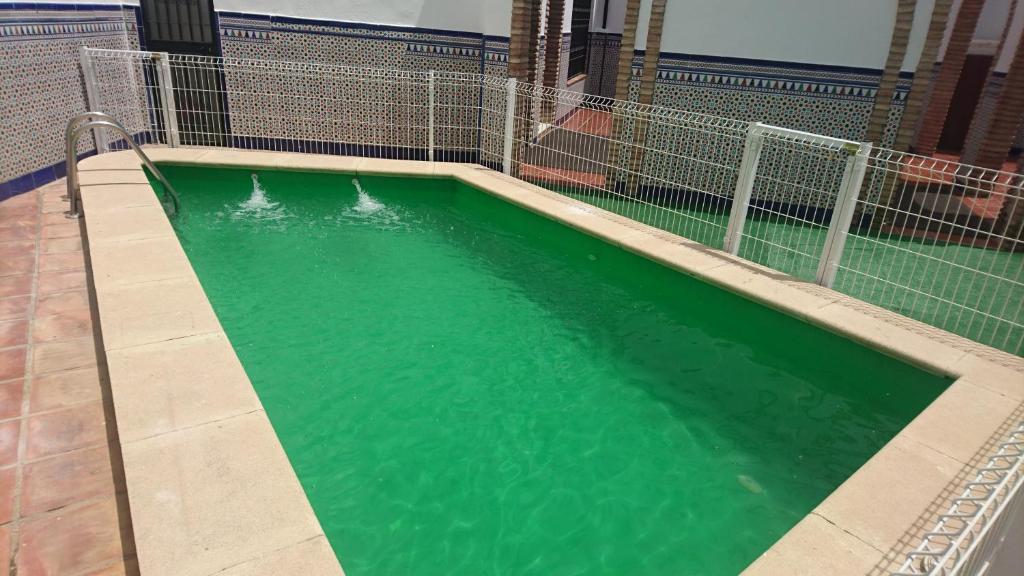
[78,47,1024,576]
[895,422,1024,576]
[80,48,1023,357]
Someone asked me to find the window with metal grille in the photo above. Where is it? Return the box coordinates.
[568,0,593,78]
[140,0,216,55]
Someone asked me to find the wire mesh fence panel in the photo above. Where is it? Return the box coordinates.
[840,151,1024,354]
[80,48,1024,356]
[895,423,1024,576]
[735,128,858,282]
[478,80,749,250]
[86,48,166,149]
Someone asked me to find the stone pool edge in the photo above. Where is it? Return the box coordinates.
[76,149,1023,576]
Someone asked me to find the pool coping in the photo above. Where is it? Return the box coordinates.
[75,148,1023,576]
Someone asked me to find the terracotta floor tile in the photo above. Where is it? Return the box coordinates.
[0,239,36,256]
[0,253,35,277]
[42,235,83,254]
[0,216,37,231]
[0,203,36,219]
[26,401,107,460]
[0,524,10,574]
[0,317,28,347]
[0,296,31,321]
[0,191,36,206]
[42,212,72,226]
[0,420,19,467]
[42,202,69,215]
[29,366,102,413]
[17,498,126,576]
[33,309,93,343]
[35,290,89,317]
[37,269,88,295]
[0,275,33,298]
[0,198,35,214]
[0,347,26,381]
[0,379,24,420]
[0,466,14,524]
[40,223,80,240]
[22,445,117,516]
[80,559,135,576]
[39,251,85,273]
[32,338,96,375]
[0,226,34,242]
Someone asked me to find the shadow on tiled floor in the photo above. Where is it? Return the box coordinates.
[0,180,138,575]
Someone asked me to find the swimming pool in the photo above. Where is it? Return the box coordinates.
[158,164,949,575]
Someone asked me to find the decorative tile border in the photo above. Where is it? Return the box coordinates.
[622,50,912,142]
[77,148,1023,576]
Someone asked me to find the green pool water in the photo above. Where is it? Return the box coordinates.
[158,165,948,576]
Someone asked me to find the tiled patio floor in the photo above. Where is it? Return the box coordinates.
[0,180,137,575]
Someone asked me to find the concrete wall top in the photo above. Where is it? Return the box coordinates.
[652,0,916,71]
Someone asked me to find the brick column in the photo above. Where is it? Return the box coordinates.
[914,0,985,155]
[865,0,915,146]
[895,0,954,151]
[606,0,643,187]
[541,0,566,122]
[961,0,1019,165]
[508,0,543,170]
[509,0,543,83]
[627,0,667,178]
[975,36,1024,168]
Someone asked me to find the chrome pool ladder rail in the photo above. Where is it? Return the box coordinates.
[65,112,181,219]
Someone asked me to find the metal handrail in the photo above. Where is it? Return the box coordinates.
[65,112,180,218]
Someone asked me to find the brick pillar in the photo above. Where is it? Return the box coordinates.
[508,0,543,171]
[541,0,566,122]
[894,0,954,151]
[914,0,986,155]
[509,0,542,83]
[974,35,1024,168]
[865,0,915,146]
[961,0,1019,165]
[627,0,667,178]
[606,0,643,187]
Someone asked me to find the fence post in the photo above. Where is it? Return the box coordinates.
[503,78,517,175]
[79,47,108,153]
[816,143,871,288]
[154,52,180,148]
[724,122,766,255]
[427,70,435,162]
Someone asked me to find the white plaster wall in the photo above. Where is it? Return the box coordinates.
[590,0,625,33]
[940,0,1017,60]
[652,0,901,69]
[995,0,1023,71]
[214,0,512,36]
[903,0,938,72]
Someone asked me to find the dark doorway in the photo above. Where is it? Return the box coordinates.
[938,54,993,153]
[139,0,227,146]
[568,0,593,79]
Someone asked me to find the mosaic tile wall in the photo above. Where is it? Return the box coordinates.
[0,2,143,199]
[648,53,907,142]
[620,52,910,209]
[216,11,508,157]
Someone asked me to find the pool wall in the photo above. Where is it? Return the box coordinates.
[75,149,1024,576]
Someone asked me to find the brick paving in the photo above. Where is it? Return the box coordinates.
[0,180,136,575]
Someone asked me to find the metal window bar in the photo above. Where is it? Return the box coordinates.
[80,48,1023,356]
